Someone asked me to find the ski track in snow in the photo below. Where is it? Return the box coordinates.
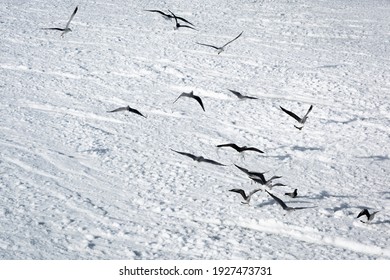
[1,0,389,259]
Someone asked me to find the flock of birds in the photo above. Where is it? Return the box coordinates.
[40,6,379,224]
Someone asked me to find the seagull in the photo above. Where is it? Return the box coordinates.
[285,189,297,198]
[173,91,205,111]
[229,188,262,204]
[280,105,313,130]
[107,105,147,118]
[144,9,194,26]
[265,190,315,211]
[228,89,258,100]
[169,10,196,30]
[356,209,379,223]
[217,143,264,154]
[41,6,78,37]
[171,149,226,166]
[234,164,284,188]
[196,31,243,54]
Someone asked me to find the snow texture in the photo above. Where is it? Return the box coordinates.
[0,0,389,259]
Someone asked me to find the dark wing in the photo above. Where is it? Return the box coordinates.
[173,93,185,103]
[107,106,129,113]
[200,158,226,166]
[234,164,251,175]
[41,28,66,31]
[65,6,78,29]
[217,143,240,151]
[229,189,247,200]
[144,9,170,17]
[178,24,196,30]
[128,107,147,118]
[241,147,264,153]
[280,106,302,122]
[303,105,313,118]
[221,31,243,48]
[228,89,243,98]
[248,188,263,197]
[170,149,197,160]
[191,95,205,111]
[175,16,194,26]
[196,42,220,50]
[168,9,178,25]
[265,190,288,210]
[357,209,369,219]
[268,175,282,181]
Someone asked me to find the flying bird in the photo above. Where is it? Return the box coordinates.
[196,31,243,54]
[265,190,315,211]
[145,9,194,26]
[229,188,262,204]
[173,91,205,111]
[228,89,258,100]
[169,10,196,30]
[285,189,298,198]
[280,105,313,130]
[234,164,284,188]
[41,6,78,37]
[217,143,264,154]
[356,209,379,223]
[171,149,226,166]
[107,105,147,118]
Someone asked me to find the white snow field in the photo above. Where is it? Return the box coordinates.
[0,0,389,260]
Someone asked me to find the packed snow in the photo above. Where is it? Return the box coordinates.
[0,0,389,260]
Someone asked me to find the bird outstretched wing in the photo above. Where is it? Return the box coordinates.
[65,6,78,29]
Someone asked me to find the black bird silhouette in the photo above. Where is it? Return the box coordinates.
[173,91,205,111]
[280,105,313,130]
[42,6,78,37]
[217,143,264,154]
[196,31,243,54]
[234,164,284,188]
[285,189,297,198]
[228,89,258,100]
[229,188,262,204]
[169,10,196,30]
[107,105,147,118]
[145,9,194,26]
[356,209,379,223]
[171,149,226,166]
[265,190,315,211]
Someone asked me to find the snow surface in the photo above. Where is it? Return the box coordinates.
[0,0,389,260]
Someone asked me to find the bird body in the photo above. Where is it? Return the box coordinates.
[285,189,298,198]
[228,89,258,100]
[42,6,78,37]
[171,149,226,166]
[107,105,146,118]
[197,31,243,54]
[217,143,264,154]
[169,10,196,30]
[173,91,205,111]
[280,105,313,130]
[229,188,262,204]
[357,209,379,223]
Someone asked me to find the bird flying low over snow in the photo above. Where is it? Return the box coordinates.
[356,209,379,223]
[227,89,258,100]
[173,91,205,111]
[169,10,196,30]
[265,190,315,211]
[217,143,264,154]
[144,9,195,27]
[285,189,298,198]
[107,105,147,118]
[41,6,78,37]
[229,188,263,205]
[171,149,226,166]
[280,105,313,130]
[196,31,243,54]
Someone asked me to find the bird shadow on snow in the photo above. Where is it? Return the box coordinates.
[300,190,357,201]
[291,145,324,152]
[356,155,390,161]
